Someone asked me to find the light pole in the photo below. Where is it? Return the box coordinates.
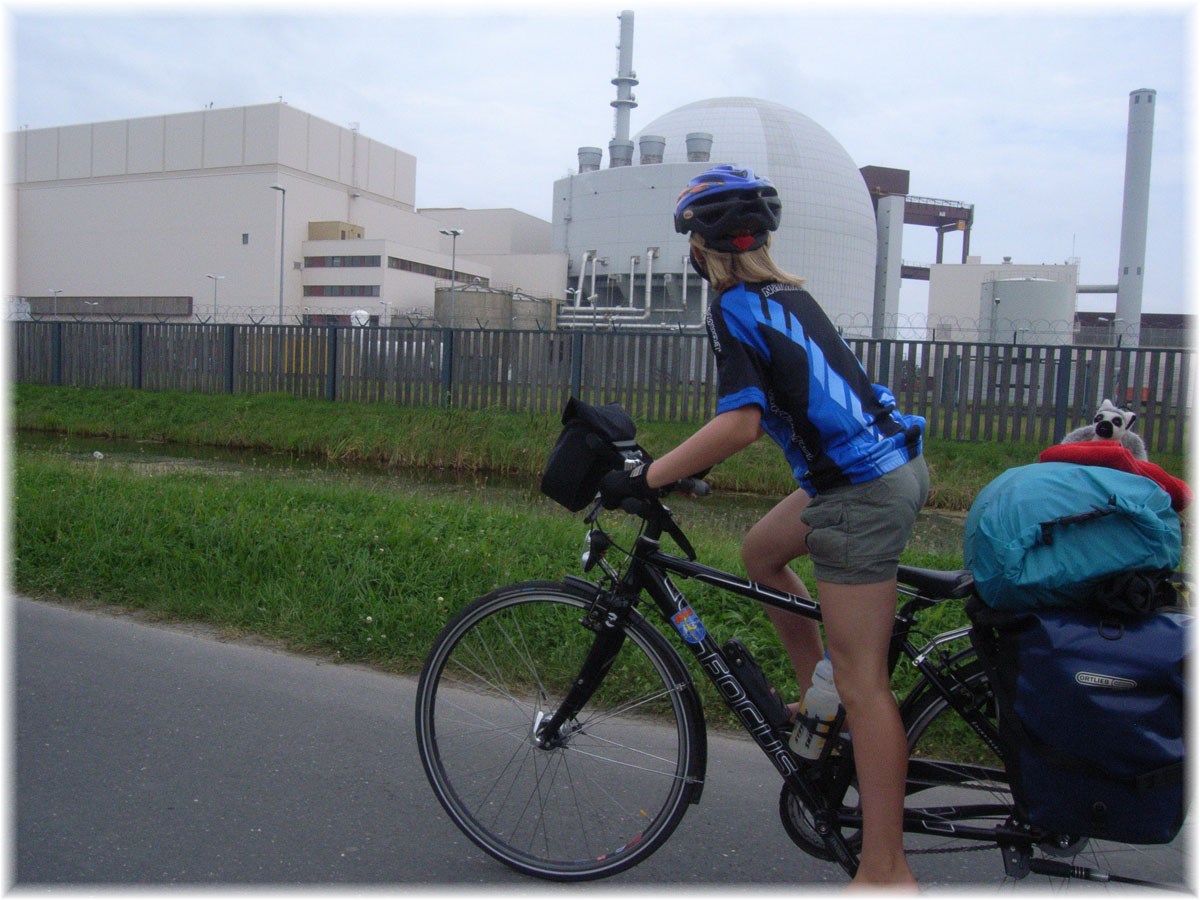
[439,227,463,327]
[48,288,62,318]
[205,274,225,321]
[269,183,287,324]
[1097,316,1123,347]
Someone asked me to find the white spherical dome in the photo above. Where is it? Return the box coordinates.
[637,97,877,324]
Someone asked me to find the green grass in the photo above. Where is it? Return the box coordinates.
[11,383,1190,735]
[13,448,576,669]
[17,384,1186,505]
[12,443,965,725]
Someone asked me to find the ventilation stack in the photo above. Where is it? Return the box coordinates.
[577,147,603,172]
[1115,88,1156,346]
[686,132,713,162]
[639,135,665,164]
[608,10,638,168]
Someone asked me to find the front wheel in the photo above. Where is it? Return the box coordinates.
[415,581,706,881]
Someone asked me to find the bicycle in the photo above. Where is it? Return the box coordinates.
[414,442,1187,888]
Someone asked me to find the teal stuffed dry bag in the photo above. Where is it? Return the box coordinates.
[964,462,1181,611]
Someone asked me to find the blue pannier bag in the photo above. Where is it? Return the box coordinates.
[969,600,1188,844]
[964,462,1181,610]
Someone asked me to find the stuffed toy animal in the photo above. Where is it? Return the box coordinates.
[1061,399,1148,461]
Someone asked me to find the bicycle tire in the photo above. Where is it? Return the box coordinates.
[415,580,706,881]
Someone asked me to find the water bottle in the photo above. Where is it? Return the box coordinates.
[788,657,841,760]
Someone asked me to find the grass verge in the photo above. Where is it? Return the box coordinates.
[14,444,966,726]
[17,384,1187,507]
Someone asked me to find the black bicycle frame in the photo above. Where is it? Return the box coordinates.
[546,525,1019,865]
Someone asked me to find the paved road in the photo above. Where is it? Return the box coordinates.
[15,597,1187,887]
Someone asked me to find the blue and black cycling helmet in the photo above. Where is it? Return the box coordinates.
[674,165,782,253]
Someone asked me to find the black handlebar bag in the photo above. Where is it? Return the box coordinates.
[540,398,638,511]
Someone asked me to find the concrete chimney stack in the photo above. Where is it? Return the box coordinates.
[1115,88,1156,346]
[577,147,603,172]
[686,132,713,162]
[639,134,665,164]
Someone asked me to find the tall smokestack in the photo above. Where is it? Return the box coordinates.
[1115,88,1155,346]
[609,10,638,168]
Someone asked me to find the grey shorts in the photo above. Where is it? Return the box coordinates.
[801,456,930,585]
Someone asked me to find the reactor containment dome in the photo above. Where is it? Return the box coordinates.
[552,96,878,328]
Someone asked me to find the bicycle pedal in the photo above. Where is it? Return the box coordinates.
[721,639,792,731]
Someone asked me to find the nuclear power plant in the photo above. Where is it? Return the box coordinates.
[551,11,1160,346]
[10,10,1173,346]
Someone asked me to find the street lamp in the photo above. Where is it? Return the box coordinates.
[269,183,287,324]
[1096,316,1124,347]
[205,274,225,321]
[439,228,463,286]
[439,227,463,327]
[48,288,62,318]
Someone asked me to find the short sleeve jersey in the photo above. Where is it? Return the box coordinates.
[706,281,924,495]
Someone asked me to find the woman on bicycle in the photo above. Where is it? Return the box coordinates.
[600,165,929,888]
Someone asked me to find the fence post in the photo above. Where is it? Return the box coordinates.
[1052,345,1072,442]
[224,325,236,394]
[441,328,455,406]
[51,322,63,386]
[326,325,338,402]
[877,339,892,387]
[131,323,143,390]
[570,332,584,398]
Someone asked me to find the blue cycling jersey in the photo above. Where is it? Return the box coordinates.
[706,281,924,495]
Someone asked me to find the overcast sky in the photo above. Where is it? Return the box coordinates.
[8,1,1195,316]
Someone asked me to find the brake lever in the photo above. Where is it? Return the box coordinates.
[583,495,606,524]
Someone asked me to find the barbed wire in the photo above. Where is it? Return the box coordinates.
[834,312,1129,342]
[5,298,1187,347]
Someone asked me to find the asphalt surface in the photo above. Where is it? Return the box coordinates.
[14,597,1189,888]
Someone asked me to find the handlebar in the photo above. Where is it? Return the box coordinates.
[585,473,709,560]
[674,475,712,498]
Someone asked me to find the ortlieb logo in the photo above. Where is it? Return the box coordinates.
[1076,671,1137,690]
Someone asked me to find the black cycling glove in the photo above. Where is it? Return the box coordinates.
[598,461,658,509]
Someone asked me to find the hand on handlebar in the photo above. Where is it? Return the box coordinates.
[599,462,658,510]
[598,463,711,511]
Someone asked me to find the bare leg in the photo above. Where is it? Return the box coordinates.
[742,489,824,694]
[819,578,916,888]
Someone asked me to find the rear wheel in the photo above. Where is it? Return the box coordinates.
[900,656,1013,856]
[415,581,705,881]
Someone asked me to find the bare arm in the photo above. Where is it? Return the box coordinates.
[644,405,763,489]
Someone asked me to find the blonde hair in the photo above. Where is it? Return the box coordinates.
[690,234,806,294]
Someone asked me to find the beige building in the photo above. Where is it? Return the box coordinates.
[12,102,566,324]
[927,257,1079,344]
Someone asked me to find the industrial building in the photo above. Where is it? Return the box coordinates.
[552,96,880,331]
[12,102,565,327]
[10,12,1178,347]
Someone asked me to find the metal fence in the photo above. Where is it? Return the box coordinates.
[12,322,1193,454]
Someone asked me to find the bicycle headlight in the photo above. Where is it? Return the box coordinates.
[581,529,610,573]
